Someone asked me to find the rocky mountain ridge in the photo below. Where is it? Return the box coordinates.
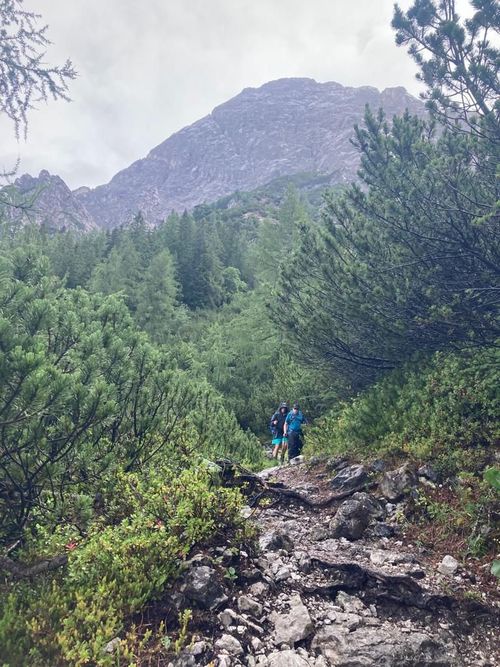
[6,78,425,230]
[3,169,96,231]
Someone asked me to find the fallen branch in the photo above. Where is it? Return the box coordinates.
[0,553,68,579]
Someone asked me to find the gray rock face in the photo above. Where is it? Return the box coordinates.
[271,594,314,646]
[259,529,294,553]
[6,170,96,231]
[78,79,424,228]
[180,565,228,609]
[329,492,383,540]
[380,464,417,501]
[10,79,424,230]
[311,625,460,666]
[330,464,368,494]
[214,633,244,656]
[265,650,311,667]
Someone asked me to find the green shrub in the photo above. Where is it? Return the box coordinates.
[0,463,244,666]
[307,348,499,475]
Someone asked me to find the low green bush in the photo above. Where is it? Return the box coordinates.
[0,462,245,667]
[306,348,499,475]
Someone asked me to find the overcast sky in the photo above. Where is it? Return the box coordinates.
[1,0,433,189]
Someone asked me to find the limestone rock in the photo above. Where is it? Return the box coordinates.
[380,464,417,501]
[181,565,228,610]
[328,492,383,540]
[5,170,96,231]
[238,595,263,618]
[249,581,268,597]
[275,566,291,581]
[311,625,461,666]
[438,555,459,576]
[10,80,425,230]
[259,529,294,553]
[103,637,121,654]
[330,464,368,494]
[265,650,312,667]
[271,595,314,646]
[214,633,244,656]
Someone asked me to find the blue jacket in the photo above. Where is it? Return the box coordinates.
[285,410,307,433]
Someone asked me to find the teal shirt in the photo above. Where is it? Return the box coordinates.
[285,410,307,433]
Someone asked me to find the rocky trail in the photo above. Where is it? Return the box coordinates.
[161,457,499,667]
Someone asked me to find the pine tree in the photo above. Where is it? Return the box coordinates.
[136,249,186,342]
[177,211,196,306]
[190,219,224,309]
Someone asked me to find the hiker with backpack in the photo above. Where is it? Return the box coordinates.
[284,402,307,461]
[269,402,289,462]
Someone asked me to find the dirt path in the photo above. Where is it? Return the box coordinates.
[168,458,499,667]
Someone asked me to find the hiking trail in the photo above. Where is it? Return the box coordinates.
[164,457,500,667]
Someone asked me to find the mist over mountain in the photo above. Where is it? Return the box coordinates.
[10,78,425,229]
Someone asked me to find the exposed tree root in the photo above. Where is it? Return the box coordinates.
[216,459,374,508]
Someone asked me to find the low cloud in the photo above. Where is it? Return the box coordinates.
[2,0,431,189]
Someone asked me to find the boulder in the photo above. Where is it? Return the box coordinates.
[438,555,459,576]
[181,565,228,610]
[238,595,263,618]
[328,492,384,540]
[214,633,244,656]
[311,625,460,666]
[265,650,312,667]
[330,464,368,494]
[380,464,417,501]
[271,595,314,646]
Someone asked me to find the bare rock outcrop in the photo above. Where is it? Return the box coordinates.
[7,79,425,231]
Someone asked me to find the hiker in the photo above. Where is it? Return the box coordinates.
[284,402,307,461]
[269,402,289,462]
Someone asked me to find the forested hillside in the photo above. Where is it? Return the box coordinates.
[0,0,498,665]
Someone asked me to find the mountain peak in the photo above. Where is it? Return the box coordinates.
[6,170,96,231]
[9,78,425,230]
